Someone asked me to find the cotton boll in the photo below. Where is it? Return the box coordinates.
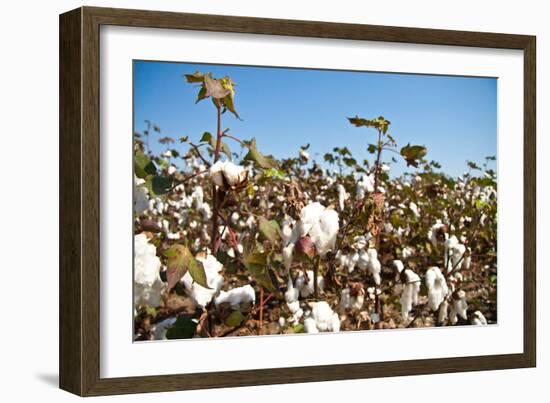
[438,300,449,323]
[215,284,256,311]
[304,317,319,333]
[340,287,364,312]
[209,160,248,189]
[428,220,447,246]
[134,234,161,286]
[353,235,370,250]
[282,243,295,270]
[400,269,421,319]
[191,186,204,207]
[286,300,303,323]
[366,249,381,286]
[182,254,224,308]
[305,301,340,333]
[299,149,310,160]
[336,184,348,211]
[393,259,404,273]
[471,310,488,325]
[425,267,449,311]
[298,202,340,256]
[346,252,359,273]
[409,201,420,218]
[209,161,226,187]
[402,247,413,259]
[285,278,300,304]
[449,290,468,324]
[295,270,324,298]
[278,317,286,327]
[356,174,375,199]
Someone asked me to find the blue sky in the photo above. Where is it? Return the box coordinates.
[134,60,497,177]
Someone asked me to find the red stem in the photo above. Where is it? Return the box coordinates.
[211,103,223,253]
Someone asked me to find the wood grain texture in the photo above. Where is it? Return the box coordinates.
[59,6,537,396]
[59,8,83,396]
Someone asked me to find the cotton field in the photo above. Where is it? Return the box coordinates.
[133,71,497,341]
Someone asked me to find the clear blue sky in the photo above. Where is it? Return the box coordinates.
[134,60,497,177]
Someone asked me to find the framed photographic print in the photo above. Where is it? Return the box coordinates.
[59,6,536,396]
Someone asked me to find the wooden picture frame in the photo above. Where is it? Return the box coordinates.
[59,6,536,396]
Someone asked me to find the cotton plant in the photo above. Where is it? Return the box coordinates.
[132,68,496,338]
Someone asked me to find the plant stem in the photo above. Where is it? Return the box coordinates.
[259,287,264,331]
[211,103,223,253]
[313,256,320,298]
[373,128,383,192]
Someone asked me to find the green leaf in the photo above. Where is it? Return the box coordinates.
[225,310,246,327]
[134,150,157,178]
[243,138,278,169]
[200,132,213,143]
[165,316,198,339]
[188,257,211,289]
[400,144,427,167]
[201,131,232,160]
[343,157,357,167]
[145,175,173,196]
[258,217,281,244]
[292,324,305,333]
[262,168,286,180]
[348,116,390,133]
[367,144,377,154]
[164,245,210,290]
[243,252,277,292]
[195,86,208,103]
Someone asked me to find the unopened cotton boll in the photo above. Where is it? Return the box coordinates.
[425,266,449,311]
[215,284,256,311]
[182,254,224,308]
